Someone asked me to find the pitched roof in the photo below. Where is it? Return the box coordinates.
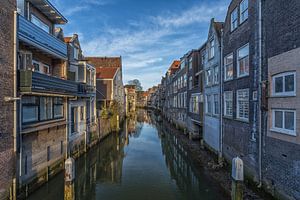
[86,57,122,69]
[213,21,224,39]
[168,60,180,75]
[96,67,119,79]
[64,37,72,43]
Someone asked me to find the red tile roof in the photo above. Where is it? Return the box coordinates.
[168,60,180,75]
[86,57,122,69]
[96,67,119,79]
[64,37,72,43]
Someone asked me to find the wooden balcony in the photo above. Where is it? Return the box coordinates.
[18,15,67,59]
[19,70,78,95]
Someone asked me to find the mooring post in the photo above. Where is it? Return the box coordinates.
[231,157,244,200]
[64,157,75,200]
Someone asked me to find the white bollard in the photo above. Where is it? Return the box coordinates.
[231,157,244,200]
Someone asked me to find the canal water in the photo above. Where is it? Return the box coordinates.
[28,110,228,200]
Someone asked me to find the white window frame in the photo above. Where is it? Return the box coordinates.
[240,0,248,23]
[272,72,296,97]
[224,91,233,117]
[213,66,219,84]
[213,94,220,115]
[237,43,249,78]
[271,109,296,136]
[224,53,233,81]
[209,38,215,59]
[236,89,249,121]
[31,14,50,33]
[231,8,238,31]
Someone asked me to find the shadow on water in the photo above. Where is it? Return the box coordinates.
[27,109,229,200]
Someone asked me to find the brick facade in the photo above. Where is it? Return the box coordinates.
[0,0,16,198]
[262,0,300,198]
[222,0,260,179]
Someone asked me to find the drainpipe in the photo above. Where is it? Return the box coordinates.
[13,11,18,200]
[258,0,263,187]
[219,28,224,162]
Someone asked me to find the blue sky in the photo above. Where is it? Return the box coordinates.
[52,0,230,90]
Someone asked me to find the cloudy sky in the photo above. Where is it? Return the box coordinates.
[52,0,230,90]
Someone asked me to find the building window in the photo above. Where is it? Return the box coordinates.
[213,94,220,115]
[22,96,39,123]
[214,66,219,84]
[272,109,296,136]
[47,146,50,161]
[40,97,53,121]
[237,44,249,77]
[32,60,50,75]
[206,95,212,114]
[272,72,296,96]
[189,76,193,89]
[224,53,233,81]
[184,74,187,87]
[60,141,63,155]
[237,89,249,121]
[202,53,205,65]
[189,58,193,70]
[24,155,28,175]
[224,91,233,117]
[54,97,64,118]
[80,106,85,121]
[71,107,78,133]
[74,47,79,60]
[191,95,199,114]
[240,0,248,23]
[231,8,238,31]
[184,92,187,108]
[31,14,50,33]
[206,69,213,86]
[209,39,215,59]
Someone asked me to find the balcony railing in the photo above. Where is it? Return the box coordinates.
[78,83,96,95]
[19,70,78,95]
[18,15,67,59]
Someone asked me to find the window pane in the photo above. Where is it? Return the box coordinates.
[274,111,283,128]
[275,77,283,93]
[54,105,63,118]
[40,97,53,120]
[285,111,295,131]
[23,106,38,123]
[238,45,249,59]
[285,74,295,92]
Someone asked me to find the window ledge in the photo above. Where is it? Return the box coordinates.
[223,115,233,120]
[270,128,296,137]
[22,119,67,134]
[270,94,296,98]
[236,74,249,79]
[224,79,233,83]
[235,118,249,123]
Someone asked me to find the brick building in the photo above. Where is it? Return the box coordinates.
[262,0,300,198]
[124,85,137,115]
[87,57,125,119]
[203,19,223,154]
[186,49,202,139]
[222,0,261,180]
[0,0,16,199]
[64,34,97,158]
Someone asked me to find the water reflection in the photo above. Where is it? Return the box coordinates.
[28,109,228,200]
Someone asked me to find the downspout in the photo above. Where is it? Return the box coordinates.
[219,28,224,162]
[258,0,263,187]
[13,11,18,200]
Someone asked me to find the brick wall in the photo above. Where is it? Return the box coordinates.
[262,1,300,198]
[222,0,260,179]
[0,0,16,198]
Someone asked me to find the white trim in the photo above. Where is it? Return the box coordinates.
[272,71,296,97]
[237,43,249,78]
[271,109,296,136]
[224,91,233,117]
[239,0,249,24]
[236,88,249,121]
[224,53,233,81]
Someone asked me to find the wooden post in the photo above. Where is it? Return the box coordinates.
[64,158,75,200]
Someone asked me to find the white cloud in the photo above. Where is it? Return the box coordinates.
[78,1,229,90]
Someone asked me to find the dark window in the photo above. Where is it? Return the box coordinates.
[47,146,50,161]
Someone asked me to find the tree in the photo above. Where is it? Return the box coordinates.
[128,79,143,91]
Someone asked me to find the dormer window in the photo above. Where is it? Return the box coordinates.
[31,14,50,33]
[231,8,238,31]
[240,0,248,23]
